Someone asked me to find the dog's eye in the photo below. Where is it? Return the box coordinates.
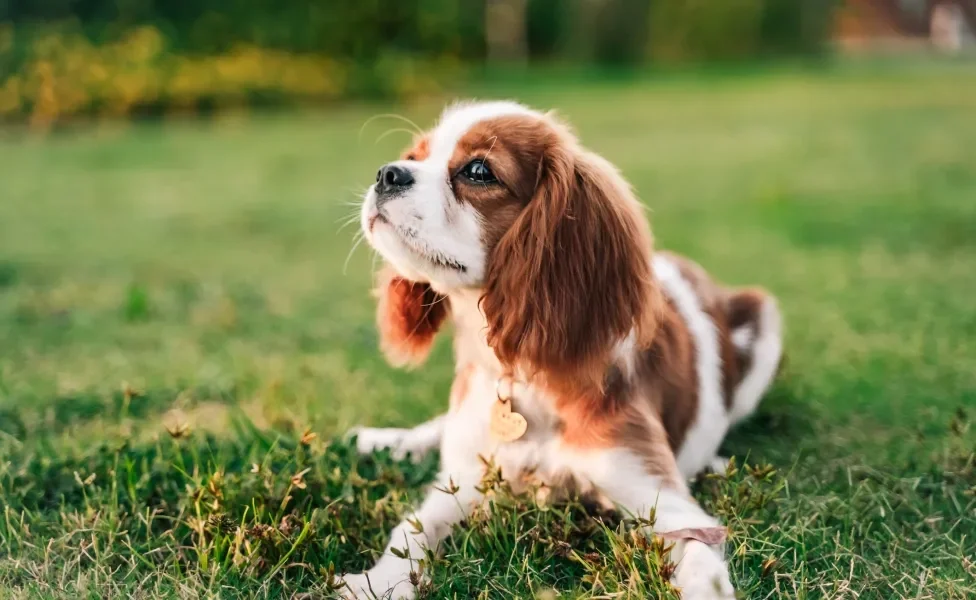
[459,159,497,184]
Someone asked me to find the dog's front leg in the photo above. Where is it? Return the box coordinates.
[349,414,445,462]
[584,450,735,600]
[338,469,483,600]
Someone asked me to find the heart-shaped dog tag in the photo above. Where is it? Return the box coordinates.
[490,398,527,442]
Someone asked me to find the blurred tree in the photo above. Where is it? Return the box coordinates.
[526,0,568,58]
[0,0,839,124]
[593,0,652,64]
[761,0,836,55]
[649,0,764,62]
[486,0,529,64]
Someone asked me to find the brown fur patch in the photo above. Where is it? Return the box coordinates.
[447,116,551,248]
[555,388,625,450]
[555,374,685,489]
[552,251,779,483]
[374,266,449,368]
[727,288,767,330]
[474,114,659,394]
[553,302,695,488]
[401,136,430,161]
[637,299,700,451]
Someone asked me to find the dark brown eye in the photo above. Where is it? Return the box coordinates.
[458,159,497,184]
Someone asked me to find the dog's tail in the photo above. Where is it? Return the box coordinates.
[726,290,784,426]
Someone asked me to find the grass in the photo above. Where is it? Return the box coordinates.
[1,60,975,599]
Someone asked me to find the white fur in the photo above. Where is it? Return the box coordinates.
[730,325,755,351]
[674,540,737,600]
[361,101,539,291]
[654,255,730,478]
[428,101,536,167]
[612,329,639,379]
[582,450,718,532]
[729,297,783,425]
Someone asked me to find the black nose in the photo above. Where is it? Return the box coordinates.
[375,164,415,196]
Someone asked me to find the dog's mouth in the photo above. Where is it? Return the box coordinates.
[366,206,467,273]
[426,252,467,273]
[391,225,466,273]
[367,212,387,233]
[400,235,467,273]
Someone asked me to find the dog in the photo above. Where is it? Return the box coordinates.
[340,101,783,599]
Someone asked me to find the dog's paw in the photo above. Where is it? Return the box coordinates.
[673,541,735,600]
[347,427,415,461]
[337,570,416,600]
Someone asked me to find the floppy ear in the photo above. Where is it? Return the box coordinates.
[481,142,658,391]
[374,266,449,368]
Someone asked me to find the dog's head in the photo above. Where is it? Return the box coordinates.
[362,101,658,388]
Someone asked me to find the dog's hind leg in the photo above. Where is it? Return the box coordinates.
[582,448,735,600]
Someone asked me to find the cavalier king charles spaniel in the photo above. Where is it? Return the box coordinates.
[341,101,783,600]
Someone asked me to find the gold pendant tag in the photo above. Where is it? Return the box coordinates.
[490,397,527,442]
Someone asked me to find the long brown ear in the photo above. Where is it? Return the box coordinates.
[374,266,449,368]
[481,139,658,391]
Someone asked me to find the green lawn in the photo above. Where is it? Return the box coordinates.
[1,62,975,599]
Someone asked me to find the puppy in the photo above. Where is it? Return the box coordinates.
[341,101,783,599]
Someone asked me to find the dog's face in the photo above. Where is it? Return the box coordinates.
[361,101,658,389]
[361,101,550,290]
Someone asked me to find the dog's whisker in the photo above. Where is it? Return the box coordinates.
[340,187,370,201]
[335,210,362,225]
[343,232,366,275]
[337,218,362,234]
[481,135,499,190]
[375,128,419,145]
[359,113,423,144]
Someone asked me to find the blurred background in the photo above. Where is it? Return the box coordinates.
[1,3,975,598]
[0,0,973,127]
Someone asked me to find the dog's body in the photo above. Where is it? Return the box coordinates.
[341,101,783,599]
